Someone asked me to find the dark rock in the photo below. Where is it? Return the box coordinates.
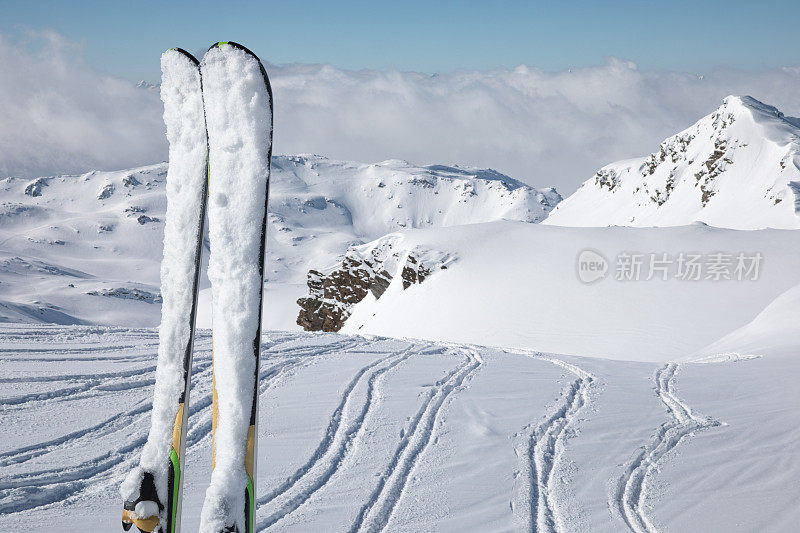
[98,183,115,200]
[297,241,451,332]
[123,175,141,187]
[24,178,48,197]
[87,287,162,303]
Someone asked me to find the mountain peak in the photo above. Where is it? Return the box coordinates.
[718,95,800,133]
[727,95,780,116]
[136,80,159,92]
[545,96,800,230]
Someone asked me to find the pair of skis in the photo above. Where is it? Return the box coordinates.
[121,42,273,533]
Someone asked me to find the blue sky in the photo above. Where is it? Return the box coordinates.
[3,0,799,82]
[4,0,800,186]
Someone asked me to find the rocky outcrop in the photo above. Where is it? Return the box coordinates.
[97,183,115,200]
[24,178,48,197]
[297,237,453,332]
[86,287,162,304]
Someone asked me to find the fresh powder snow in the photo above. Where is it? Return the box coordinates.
[339,221,800,361]
[120,48,207,518]
[199,43,272,533]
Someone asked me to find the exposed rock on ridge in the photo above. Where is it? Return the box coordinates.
[297,236,454,331]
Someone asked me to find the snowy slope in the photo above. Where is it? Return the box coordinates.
[5,152,800,363]
[1,325,797,532]
[691,281,800,360]
[544,96,800,229]
[337,221,800,361]
[0,156,559,328]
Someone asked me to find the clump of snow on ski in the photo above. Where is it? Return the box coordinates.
[198,42,272,533]
[120,48,207,531]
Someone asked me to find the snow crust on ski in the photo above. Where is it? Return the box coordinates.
[120,48,208,532]
[198,42,272,533]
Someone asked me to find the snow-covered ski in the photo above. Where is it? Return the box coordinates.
[198,42,273,533]
[121,48,209,533]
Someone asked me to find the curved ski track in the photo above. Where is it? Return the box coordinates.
[4,327,730,533]
[615,363,722,533]
[255,341,430,529]
[509,351,595,533]
[0,329,364,516]
[348,348,483,533]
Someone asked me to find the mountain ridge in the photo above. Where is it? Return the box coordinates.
[0,155,559,327]
[544,95,800,229]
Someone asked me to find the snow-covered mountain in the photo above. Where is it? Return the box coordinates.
[302,221,800,360]
[6,96,800,359]
[290,96,800,351]
[0,155,559,327]
[544,96,800,229]
[136,80,160,92]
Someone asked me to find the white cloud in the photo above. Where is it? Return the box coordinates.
[269,59,800,193]
[3,32,800,194]
[0,32,165,178]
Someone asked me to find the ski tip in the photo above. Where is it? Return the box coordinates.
[208,41,260,61]
[205,41,272,92]
[205,42,272,96]
[165,47,200,66]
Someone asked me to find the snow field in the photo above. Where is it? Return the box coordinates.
[1,325,797,531]
[343,221,800,361]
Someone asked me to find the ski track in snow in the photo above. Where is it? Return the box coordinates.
[0,361,193,407]
[0,329,604,530]
[614,363,722,533]
[184,336,368,451]
[508,350,594,533]
[348,347,483,533]
[255,341,429,529]
[1,326,736,533]
[0,329,361,516]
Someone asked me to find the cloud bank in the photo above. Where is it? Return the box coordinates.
[0,32,165,179]
[271,61,800,192]
[2,32,800,194]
